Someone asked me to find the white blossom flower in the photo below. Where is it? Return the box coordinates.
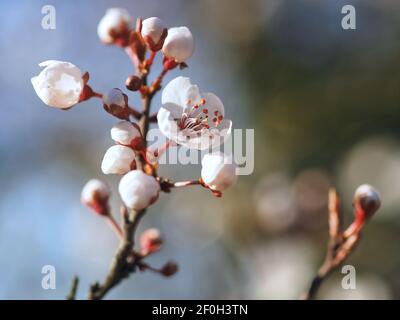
[141,17,165,47]
[31,60,84,109]
[97,8,131,44]
[157,77,232,150]
[81,179,110,215]
[111,121,143,148]
[162,26,194,62]
[201,152,237,191]
[119,170,160,210]
[101,145,136,175]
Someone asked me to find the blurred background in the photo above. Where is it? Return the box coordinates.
[1,0,400,299]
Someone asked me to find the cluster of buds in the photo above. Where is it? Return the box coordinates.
[32,7,238,288]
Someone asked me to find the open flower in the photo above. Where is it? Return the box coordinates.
[97,8,132,45]
[101,145,136,175]
[201,152,237,191]
[157,77,232,150]
[81,179,111,216]
[119,170,160,210]
[111,120,144,150]
[162,27,194,62]
[31,60,84,109]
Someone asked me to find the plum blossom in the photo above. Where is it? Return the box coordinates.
[101,145,136,175]
[157,77,232,150]
[119,170,160,210]
[201,152,237,191]
[141,17,166,49]
[111,120,143,149]
[162,27,194,62]
[97,8,131,44]
[81,179,111,216]
[31,60,84,109]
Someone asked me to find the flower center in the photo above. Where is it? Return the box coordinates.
[177,99,224,139]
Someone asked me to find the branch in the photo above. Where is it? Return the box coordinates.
[88,207,146,300]
[301,188,362,300]
[66,276,79,300]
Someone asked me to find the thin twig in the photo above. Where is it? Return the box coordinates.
[301,189,361,300]
[88,207,146,300]
[66,276,79,300]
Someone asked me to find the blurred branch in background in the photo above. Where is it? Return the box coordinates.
[302,185,381,299]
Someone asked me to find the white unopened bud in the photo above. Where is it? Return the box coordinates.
[119,170,160,210]
[81,179,110,216]
[162,26,194,63]
[141,17,165,48]
[201,152,237,192]
[31,60,84,109]
[111,121,143,149]
[101,145,136,175]
[97,8,131,44]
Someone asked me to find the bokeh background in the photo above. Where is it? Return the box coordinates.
[1,0,400,299]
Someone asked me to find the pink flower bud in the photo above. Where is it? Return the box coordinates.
[141,17,167,50]
[101,145,136,175]
[162,26,194,63]
[111,121,144,150]
[139,228,163,255]
[103,88,131,120]
[125,75,142,91]
[81,179,110,216]
[97,8,132,46]
[201,152,237,192]
[118,170,160,210]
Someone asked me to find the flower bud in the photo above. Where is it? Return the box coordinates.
[118,170,160,210]
[139,228,163,255]
[103,88,130,120]
[201,152,237,192]
[125,75,142,91]
[162,26,194,63]
[160,261,178,277]
[97,8,132,46]
[81,179,110,216]
[354,184,381,221]
[101,145,136,175]
[31,60,84,109]
[141,17,167,51]
[111,121,144,150]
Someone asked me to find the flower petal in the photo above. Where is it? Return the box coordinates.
[161,77,201,117]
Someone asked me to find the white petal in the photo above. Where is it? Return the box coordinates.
[161,76,201,117]
[200,92,225,126]
[101,145,135,175]
[157,108,180,142]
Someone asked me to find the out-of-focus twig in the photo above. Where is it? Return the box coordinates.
[66,276,79,300]
[301,188,362,300]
